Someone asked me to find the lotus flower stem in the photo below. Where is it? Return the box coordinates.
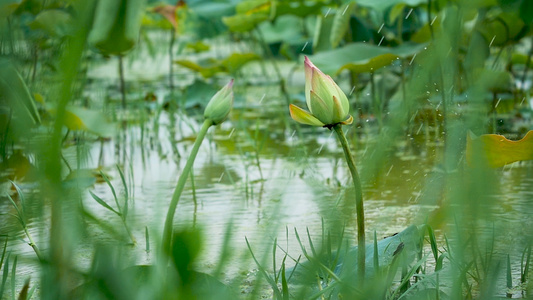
[162,119,213,253]
[333,124,365,280]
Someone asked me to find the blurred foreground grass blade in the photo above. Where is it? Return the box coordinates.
[18,278,30,300]
[10,255,17,300]
[40,0,96,298]
[0,59,41,127]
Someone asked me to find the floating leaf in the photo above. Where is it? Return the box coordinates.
[175,53,259,78]
[47,106,115,137]
[221,53,261,73]
[352,0,427,11]
[257,15,304,44]
[185,41,210,53]
[466,131,533,168]
[222,0,271,32]
[308,42,426,75]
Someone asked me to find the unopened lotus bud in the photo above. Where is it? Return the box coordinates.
[204,79,234,125]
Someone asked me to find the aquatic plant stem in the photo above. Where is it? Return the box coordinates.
[333,124,365,280]
[162,119,213,254]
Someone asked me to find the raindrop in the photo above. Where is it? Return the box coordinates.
[291,130,296,138]
[259,93,266,103]
[349,86,356,95]
[218,172,225,182]
[386,165,394,176]
[342,5,350,15]
[495,98,501,108]
[430,15,438,25]
[324,8,331,17]
[317,143,325,154]
[378,23,385,33]
[228,128,235,138]
[301,42,309,52]
[489,35,496,47]
[378,36,385,46]
[409,54,417,65]
[520,97,526,105]
[416,123,423,135]
[405,8,413,19]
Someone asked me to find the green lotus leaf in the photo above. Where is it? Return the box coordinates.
[307,42,426,75]
[60,106,115,138]
[28,9,72,37]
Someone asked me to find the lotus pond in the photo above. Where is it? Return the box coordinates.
[1,0,533,299]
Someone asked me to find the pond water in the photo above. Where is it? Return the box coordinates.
[2,41,533,298]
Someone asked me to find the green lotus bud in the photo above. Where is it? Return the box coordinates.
[204,79,234,125]
[289,56,352,128]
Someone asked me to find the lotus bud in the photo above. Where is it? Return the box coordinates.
[289,56,352,128]
[204,79,234,125]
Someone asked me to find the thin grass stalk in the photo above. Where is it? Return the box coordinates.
[162,119,213,254]
[332,124,364,280]
[118,55,126,109]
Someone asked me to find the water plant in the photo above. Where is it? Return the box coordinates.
[289,56,365,280]
[162,79,234,254]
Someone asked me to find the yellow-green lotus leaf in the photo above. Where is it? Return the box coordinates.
[466,131,533,168]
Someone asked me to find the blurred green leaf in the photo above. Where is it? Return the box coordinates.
[352,0,426,11]
[477,12,526,46]
[519,0,533,24]
[222,0,271,32]
[467,131,533,168]
[50,106,115,137]
[175,53,259,78]
[222,12,269,32]
[330,2,355,48]
[28,9,72,37]
[0,59,41,126]
[257,15,304,44]
[88,0,146,55]
[185,41,210,53]
[308,42,426,74]
[313,13,335,52]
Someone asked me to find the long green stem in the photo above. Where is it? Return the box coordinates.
[162,119,213,254]
[333,124,365,280]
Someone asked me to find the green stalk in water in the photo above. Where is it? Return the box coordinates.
[332,124,364,279]
[162,79,234,255]
[289,56,365,280]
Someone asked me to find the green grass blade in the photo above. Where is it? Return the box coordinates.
[0,253,9,299]
[0,238,7,271]
[145,226,150,253]
[89,191,121,216]
[116,164,128,218]
[99,171,120,213]
[245,237,282,299]
[10,255,17,300]
[507,254,512,289]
